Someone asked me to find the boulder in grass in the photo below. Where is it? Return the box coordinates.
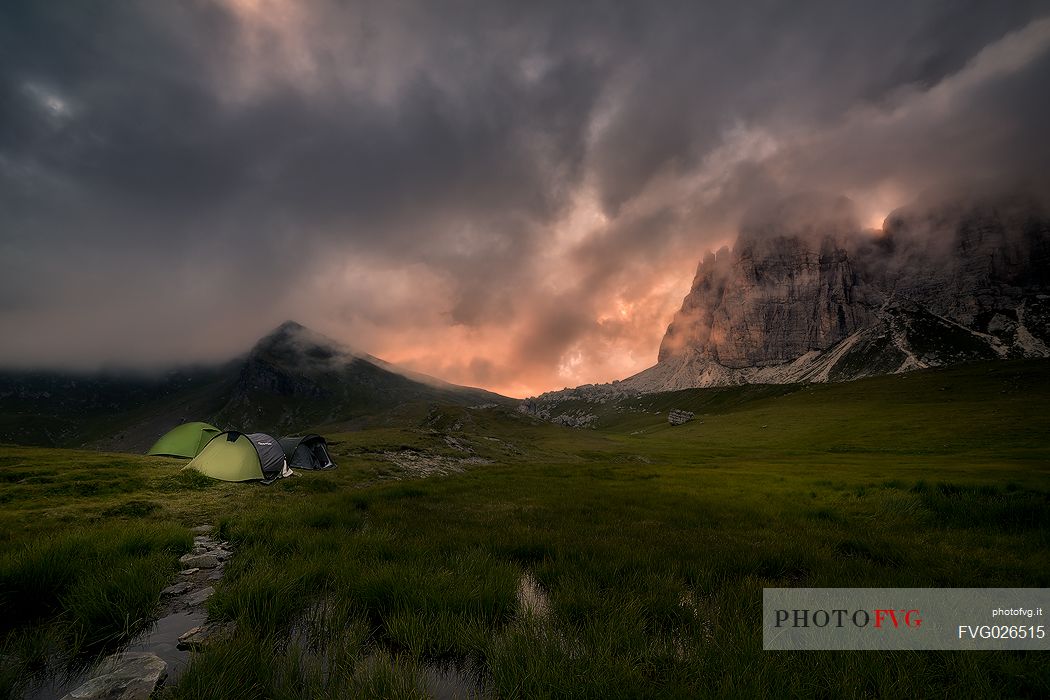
[668,409,695,426]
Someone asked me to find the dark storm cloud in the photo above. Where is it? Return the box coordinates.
[1,0,1048,395]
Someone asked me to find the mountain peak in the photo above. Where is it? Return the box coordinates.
[251,321,355,364]
[275,320,307,333]
[254,320,310,347]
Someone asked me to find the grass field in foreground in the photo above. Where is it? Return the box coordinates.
[1,360,1048,698]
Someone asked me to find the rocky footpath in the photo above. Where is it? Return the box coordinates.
[168,525,233,607]
[59,525,234,700]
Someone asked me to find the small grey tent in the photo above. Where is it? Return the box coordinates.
[279,434,336,470]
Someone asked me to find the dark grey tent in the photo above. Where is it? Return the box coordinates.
[279,434,336,470]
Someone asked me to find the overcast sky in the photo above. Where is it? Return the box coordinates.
[2,1,1048,396]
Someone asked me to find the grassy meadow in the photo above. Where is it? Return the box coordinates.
[1,360,1048,698]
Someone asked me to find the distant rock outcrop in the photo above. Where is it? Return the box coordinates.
[551,410,599,428]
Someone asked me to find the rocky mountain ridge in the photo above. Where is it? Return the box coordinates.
[524,194,1050,410]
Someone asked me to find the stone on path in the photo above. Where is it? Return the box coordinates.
[179,554,218,569]
[60,652,166,700]
[185,586,214,606]
[177,622,233,651]
[160,582,192,597]
[190,525,214,534]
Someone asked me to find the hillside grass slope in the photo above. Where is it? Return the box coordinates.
[1,360,1048,698]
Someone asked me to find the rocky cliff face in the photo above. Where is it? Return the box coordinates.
[658,233,879,368]
[881,198,1050,340]
[649,194,1050,390]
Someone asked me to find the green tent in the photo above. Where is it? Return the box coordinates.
[186,431,292,483]
[147,422,221,458]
